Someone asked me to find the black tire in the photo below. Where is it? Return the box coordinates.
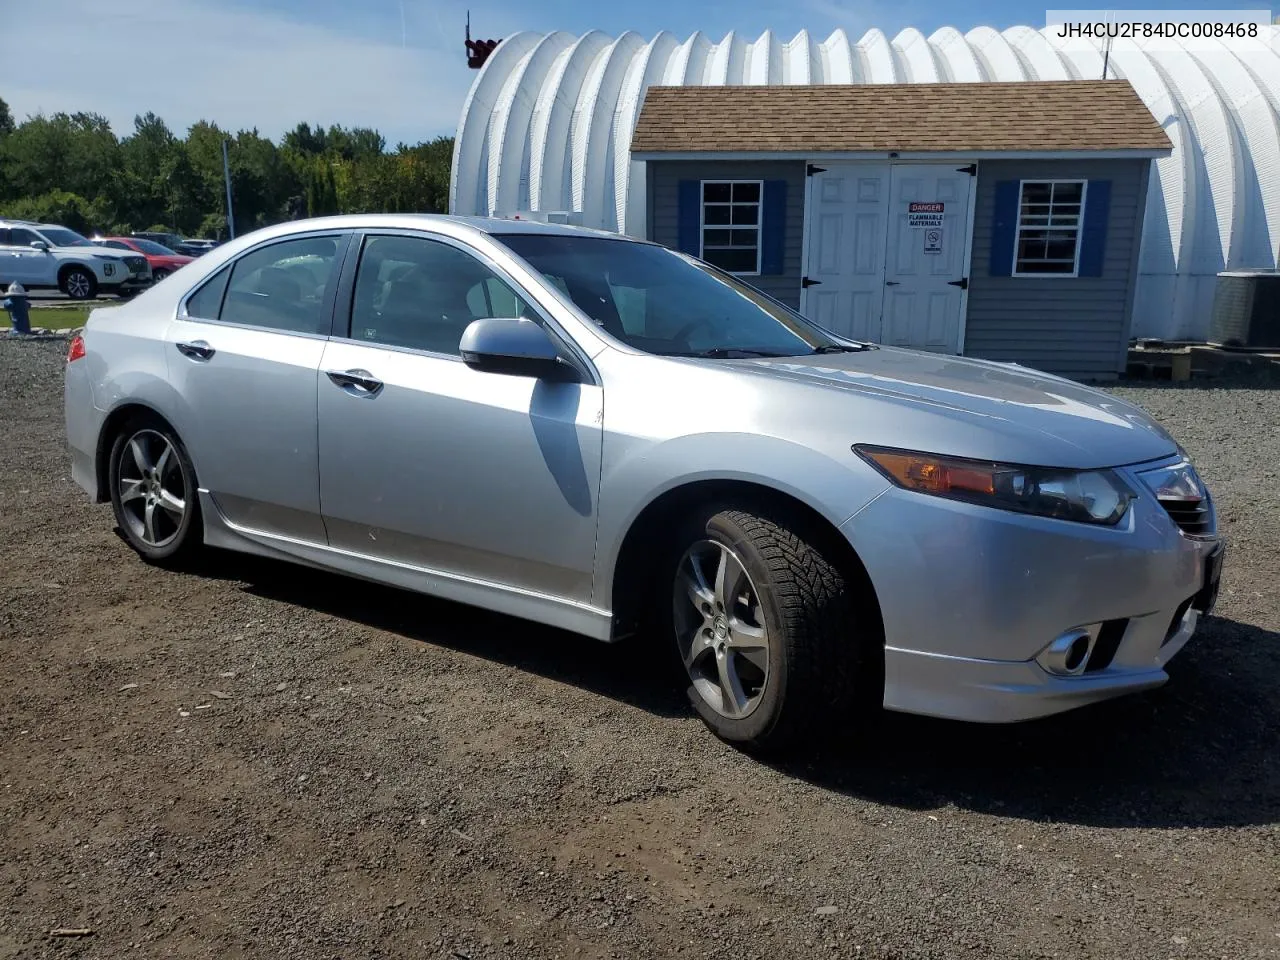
[107,415,203,565]
[152,269,169,282]
[59,266,98,300]
[661,505,867,753]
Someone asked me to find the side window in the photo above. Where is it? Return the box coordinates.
[0,229,10,246]
[349,235,536,355]
[185,265,232,320]
[220,235,342,334]
[10,229,41,246]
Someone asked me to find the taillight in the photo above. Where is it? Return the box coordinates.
[67,334,86,363]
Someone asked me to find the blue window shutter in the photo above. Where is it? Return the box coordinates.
[677,180,700,255]
[989,180,1019,277]
[760,179,787,274]
[1077,180,1111,277]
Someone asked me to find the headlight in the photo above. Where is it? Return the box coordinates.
[854,445,1134,525]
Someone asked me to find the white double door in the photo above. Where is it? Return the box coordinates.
[801,162,975,353]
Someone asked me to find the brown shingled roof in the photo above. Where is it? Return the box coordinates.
[630,80,1171,154]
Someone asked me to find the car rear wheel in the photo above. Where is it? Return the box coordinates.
[108,417,202,565]
[60,267,98,300]
[665,506,862,753]
[152,269,169,282]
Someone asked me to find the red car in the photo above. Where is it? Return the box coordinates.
[91,236,194,282]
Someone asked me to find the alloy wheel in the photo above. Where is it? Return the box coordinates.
[116,429,187,548]
[673,539,771,719]
[66,272,91,299]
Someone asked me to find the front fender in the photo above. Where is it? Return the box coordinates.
[591,430,891,611]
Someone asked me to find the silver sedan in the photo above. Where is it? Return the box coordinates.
[64,215,1224,753]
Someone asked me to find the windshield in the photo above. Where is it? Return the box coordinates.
[130,239,177,256]
[492,233,843,358]
[39,227,92,248]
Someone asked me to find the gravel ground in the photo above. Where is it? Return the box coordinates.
[2,338,1278,960]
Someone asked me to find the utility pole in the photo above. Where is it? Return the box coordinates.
[222,139,236,240]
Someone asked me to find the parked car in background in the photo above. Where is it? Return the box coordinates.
[133,230,186,251]
[0,219,152,299]
[63,214,1224,754]
[92,236,193,282]
[175,239,218,257]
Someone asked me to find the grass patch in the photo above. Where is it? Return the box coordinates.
[1,306,96,331]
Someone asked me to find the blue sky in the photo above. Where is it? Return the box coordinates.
[2,0,1264,147]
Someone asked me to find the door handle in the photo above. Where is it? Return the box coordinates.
[326,368,384,397]
[885,281,900,286]
[175,340,215,361]
[947,277,969,290]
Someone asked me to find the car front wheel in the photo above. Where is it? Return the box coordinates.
[60,267,98,300]
[666,506,863,752]
[108,418,203,565]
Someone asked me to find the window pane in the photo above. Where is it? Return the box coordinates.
[221,236,341,334]
[1020,183,1052,206]
[1052,182,1084,204]
[704,247,757,273]
[704,205,731,225]
[731,205,758,225]
[11,229,40,246]
[703,228,731,246]
[703,183,731,203]
[1045,233,1078,261]
[350,234,533,355]
[1016,258,1075,274]
[730,229,758,248]
[186,265,231,320]
[732,182,760,203]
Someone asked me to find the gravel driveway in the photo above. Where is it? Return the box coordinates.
[2,338,1277,960]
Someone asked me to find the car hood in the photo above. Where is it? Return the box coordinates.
[734,346,1178,468]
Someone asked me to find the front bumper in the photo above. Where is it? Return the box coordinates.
[844,454,1223,723]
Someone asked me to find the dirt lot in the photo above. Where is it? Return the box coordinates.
[2,338,1278,960]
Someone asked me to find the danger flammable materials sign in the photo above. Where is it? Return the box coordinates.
[907,202,944,228]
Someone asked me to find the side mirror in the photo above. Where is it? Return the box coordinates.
[30,241,49,252]
[459,318,577,381]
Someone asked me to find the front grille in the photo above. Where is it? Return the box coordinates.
[124,256,147,274]
[1159,496,1213,536]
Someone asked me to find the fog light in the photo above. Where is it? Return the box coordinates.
[1038,627,1097,677]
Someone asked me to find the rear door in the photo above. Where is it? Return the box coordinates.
[164,231,353,543]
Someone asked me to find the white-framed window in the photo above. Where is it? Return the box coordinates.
[1013,180,1087,277]
[700,180,762,275]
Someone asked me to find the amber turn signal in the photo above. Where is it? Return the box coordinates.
[858,449,998,497]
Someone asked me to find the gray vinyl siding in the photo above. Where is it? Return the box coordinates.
[965,158,1151,380]
[646,160,806,309]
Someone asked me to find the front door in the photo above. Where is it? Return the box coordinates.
[316,232,604,603]
[801,163,974,353]
[880,165,974,353]
[2,227,53,285]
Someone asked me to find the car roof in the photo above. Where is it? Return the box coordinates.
[235,213,642,244]
[0,219,57,229]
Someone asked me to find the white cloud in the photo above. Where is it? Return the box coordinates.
[1,0,478,145]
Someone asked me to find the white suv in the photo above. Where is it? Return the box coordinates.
[0,220,152,299]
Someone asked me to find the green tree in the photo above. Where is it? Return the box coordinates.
[0,96,13,138]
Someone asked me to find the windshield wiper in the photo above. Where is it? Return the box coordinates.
[811,342,873,354]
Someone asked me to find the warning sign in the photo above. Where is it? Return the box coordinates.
[923,228,943,255]
[907,201,944,229]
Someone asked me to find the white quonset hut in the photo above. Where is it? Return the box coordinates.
[450,26,1280,347]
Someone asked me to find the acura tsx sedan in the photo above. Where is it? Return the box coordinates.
[64,214,1224,752]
